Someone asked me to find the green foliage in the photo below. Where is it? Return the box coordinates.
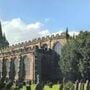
[9,58,16,82]
[18,56,26,82]
[60,39,80,80]
[60,31,90,80]
[52,84,61,90]
[66,27,70,41]
[0,22,9,49]
[31,84,37,90]
[21,85,27,90]
[0,82,90,90]
[35,48,62,83]
[1,58,7,82]
[43,85,52,90]
[63,81,74,90]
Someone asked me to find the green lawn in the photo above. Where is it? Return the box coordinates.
[10,83,89,90]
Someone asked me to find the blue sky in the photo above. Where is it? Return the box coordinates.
[0,0,90,44]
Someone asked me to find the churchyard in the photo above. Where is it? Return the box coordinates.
[0,80,89,90]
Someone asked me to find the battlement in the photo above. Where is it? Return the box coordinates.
[0,32,67,57]
[11,32,66,46]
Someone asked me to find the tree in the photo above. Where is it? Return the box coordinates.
[1,57,7,82]
[9,58,16,82]
[35,47,62,83]
[60,39,80,81]
[60,31,90,81]
[18,56,26,82]
[0,22,9,49]
[66,27,70,41]
[77,31,90,80]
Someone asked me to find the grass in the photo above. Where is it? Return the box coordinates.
[6,82,89,90]
[31,84,37,90]
[52,84,61,90]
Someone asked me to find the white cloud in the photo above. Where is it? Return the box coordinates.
[1,18,50,45]
[39,29,50,36]
[52,30,79,36]
[1,18,79,45]
[68,31,79,36]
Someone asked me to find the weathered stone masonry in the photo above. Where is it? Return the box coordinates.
[0,32,67,82]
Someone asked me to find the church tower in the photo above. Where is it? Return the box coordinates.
[0,22,9,49]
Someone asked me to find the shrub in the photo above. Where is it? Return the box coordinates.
[63,81,74,90]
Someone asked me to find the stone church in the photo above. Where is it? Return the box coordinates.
[0,22,68,83]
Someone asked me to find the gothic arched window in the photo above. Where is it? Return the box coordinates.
[23,55,30,80]
[53,42,62,56]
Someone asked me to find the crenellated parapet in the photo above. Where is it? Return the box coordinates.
[0,32,67,58]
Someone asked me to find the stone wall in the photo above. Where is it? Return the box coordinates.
[0,32,67,82]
